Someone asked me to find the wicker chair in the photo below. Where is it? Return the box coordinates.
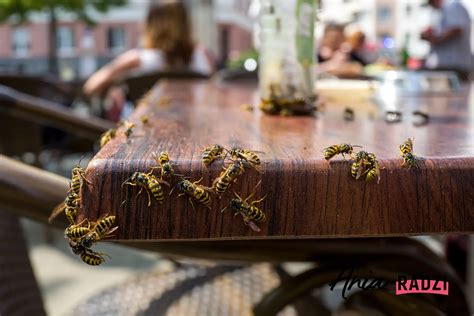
[0,211,46,315]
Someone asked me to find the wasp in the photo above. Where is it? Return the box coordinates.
[65,220,90,241]
[399,138,416,168]
[201,144,225,167]
[66,225,90,241]
[70,160,91,195]
[259,98,279,115]
[399,138,413,155]
[64,192,80,223]
[74,243,109,266]
[117,119,126,127]
[157,96,171,106]
[222,183,266,232]
[401,152,417,168]
[227,147,263,172]
[80,250,107,266]
[140,115,149,125]
[147,174,168,205]
[124,121,135,138]
[352,150,369,163]
[123,172,169,206]
[49,190,80,224]
[100,128,116,147]
[359,152,381,183]
[365,159,381,183]
[323,143,360,160]
[350,150,370,179]
[158,96,171,106]
[177,179,212,209]
[350,151,381,182]
[240,103,254,112]
[350,161,363,179]
[152,151,177,178]
[80,215,117,249]
[343,107,355,121]
[213,160,245,195]
[123,171,151,204]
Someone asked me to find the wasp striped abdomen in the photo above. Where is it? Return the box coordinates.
[350,161,362,179]
[80,251,105,266]
[323,143,356,160]
[201,144,224,166]
[246,205,266,223]
[94,215,116,236]
[65,226,90,240]
[81,215,117,249]
[148,175,166,204]
[193,186,212,209]
[177,179,212,209]
[399,138,413,155]
[213,161,244,195]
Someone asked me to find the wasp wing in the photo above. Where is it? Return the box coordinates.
[48,202,66,223]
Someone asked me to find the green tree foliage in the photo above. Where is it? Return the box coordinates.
[0,0,127,74]
[0,0,127,24]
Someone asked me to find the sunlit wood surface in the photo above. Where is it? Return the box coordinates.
[81,79,474,240]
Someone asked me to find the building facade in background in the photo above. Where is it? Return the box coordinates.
[1,0,469,78]
[0,0,255,79]
[0,1,146,79]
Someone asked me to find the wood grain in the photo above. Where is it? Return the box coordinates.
[80,79,474,240]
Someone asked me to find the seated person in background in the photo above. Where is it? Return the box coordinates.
[317,23,346,64]
[317,23,364,78]
[346,30,369,66]
[83,2,214,97]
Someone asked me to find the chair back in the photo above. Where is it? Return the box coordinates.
[119,70,209,103]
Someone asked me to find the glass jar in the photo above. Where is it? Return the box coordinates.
[258,0,317,116]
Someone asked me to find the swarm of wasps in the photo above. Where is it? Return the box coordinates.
[323,143,381,183]
[259,84,318,116]
[203,145,266,232]
[323,138,418,183]
[121,145,266,232]
[51,160,118,266]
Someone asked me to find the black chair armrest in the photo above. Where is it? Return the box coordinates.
[0,84,113,139]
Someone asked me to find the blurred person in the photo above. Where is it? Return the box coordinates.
[317,23,346,64]
[83,2,214,100]
[346,30,369,66]
[317,23,364,78]
[421,0,471,80]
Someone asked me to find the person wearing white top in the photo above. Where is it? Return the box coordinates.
[83,2,214,97]
[421,0,472,80]
[137,45,213,76]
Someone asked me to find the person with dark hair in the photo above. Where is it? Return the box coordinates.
[83,2,214,96]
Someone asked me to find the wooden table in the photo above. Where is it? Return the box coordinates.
[80,79,474,241]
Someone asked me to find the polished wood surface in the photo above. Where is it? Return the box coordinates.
[81,79,474,240]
